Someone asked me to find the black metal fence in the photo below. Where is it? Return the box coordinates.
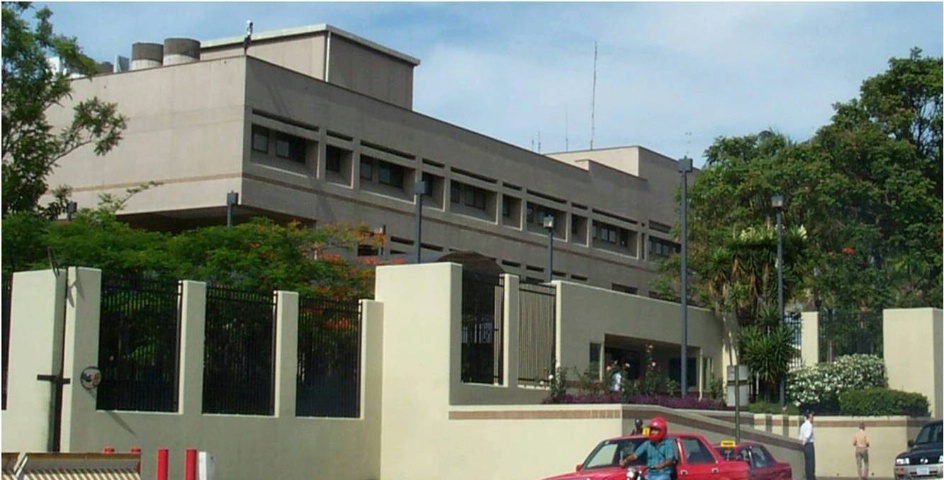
[785,311,803,371]
[518,280,556,386]
[97,272,182,412]
[461,272,504,384]
[296,297,362,417]
[818,308,883,363]
[2,275,11,410]
[203,286,276,415]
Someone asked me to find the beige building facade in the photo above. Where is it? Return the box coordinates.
[46,24,691,297]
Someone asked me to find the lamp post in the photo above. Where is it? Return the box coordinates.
[772,193,785,408]
[679,156,693,397]
[414,180,426,263]
[226,191,239,227]
[543,214,555,282]
[65,201,78,221]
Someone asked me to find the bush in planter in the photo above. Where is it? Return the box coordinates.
[787,354,886,413]
[840,388,929,417]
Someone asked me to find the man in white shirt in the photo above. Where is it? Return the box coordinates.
[799,411,816,480]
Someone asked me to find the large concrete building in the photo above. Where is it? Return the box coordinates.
[47,24,692,296]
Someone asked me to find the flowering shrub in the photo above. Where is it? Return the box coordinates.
[787,354,887,413]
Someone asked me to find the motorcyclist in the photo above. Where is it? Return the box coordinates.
[631,418,645,435]
[619,417,677,480]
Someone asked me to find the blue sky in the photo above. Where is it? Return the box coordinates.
[39,2,943,167]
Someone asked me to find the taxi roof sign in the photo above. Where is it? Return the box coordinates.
[719,440,736,447]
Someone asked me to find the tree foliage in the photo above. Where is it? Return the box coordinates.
[656,50,942,399]
[1,2,126,218]
[4,191,390,300]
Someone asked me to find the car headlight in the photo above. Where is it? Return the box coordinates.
[896,458,910,465]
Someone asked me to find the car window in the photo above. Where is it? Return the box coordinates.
[915,423,943,445]
[749,446,771,468]
[681,438,715,464]
[584,439,645,469]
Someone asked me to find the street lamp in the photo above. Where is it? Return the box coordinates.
[543,214,555,282]
[226,191,239,227]
[772,193,785,408]
[679,156,693,397]
[65,201,78,221]
[414,180,426,263]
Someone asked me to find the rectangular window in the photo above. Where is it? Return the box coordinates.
[275,133,305,163]
[649,237,679,260]
[451,182,487,211]
[378,161,404,187]
[360,158,374,180]
[422,173,434,196]
[325,145,342,172]
[502,199,511,218]
[251,126,269,153]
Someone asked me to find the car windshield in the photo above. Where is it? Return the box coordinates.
[582,438,647,470]
[914,423,943,445]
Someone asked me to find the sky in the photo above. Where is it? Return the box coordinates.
[37,1,944,167]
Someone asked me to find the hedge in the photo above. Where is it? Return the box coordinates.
[840,388,929,417]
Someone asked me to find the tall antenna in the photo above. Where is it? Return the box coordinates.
[590,41,598,150]
[565,108,570,152]
[538,131,542,153]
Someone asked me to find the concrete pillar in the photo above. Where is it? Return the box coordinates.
[61,267,103,452]
[883,308,942,418]
[502,274,520,388]
[1,269,67,451]
[274,291,299,418]
[800,311,819,367]
[179,281,206,416]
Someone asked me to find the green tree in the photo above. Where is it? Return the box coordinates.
[2,2,126,218]
[809,49,942,310]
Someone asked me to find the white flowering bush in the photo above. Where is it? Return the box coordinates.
[787,354,887,413]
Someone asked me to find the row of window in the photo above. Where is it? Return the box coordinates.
[251,124,679,261]
[252,126,306,163]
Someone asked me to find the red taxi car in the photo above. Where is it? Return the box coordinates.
[541,432,749,480]
[712,441,792,480]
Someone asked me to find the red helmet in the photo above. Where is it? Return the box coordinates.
[648,417,668,443]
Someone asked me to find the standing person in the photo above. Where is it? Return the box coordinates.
[609,361,623,392]
[853,422,870,480]
[799,411,816,480]
[619,417,677,480]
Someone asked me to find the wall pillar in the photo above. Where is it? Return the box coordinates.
[883,308,942,418]
[502,274,520,388]
[1,269,67,451]
[179,281,207,416]
[275,291,299,418]
[800,311,819,367]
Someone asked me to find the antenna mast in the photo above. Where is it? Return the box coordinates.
[590,41,598,150]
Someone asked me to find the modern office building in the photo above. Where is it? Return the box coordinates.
[47,24,693,296]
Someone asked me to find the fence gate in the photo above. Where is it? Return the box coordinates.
[202,286,276,415]
[461,272,504,384]
[97,272,182,412]
[818,308,883,363]
[296,298,362,417]
[518,280,556,386]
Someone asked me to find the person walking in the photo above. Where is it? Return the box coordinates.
[799,411,816,480]
[853,422,870,480]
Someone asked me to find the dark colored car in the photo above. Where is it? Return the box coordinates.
[713,441,792,480]
[894,420,943,480]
